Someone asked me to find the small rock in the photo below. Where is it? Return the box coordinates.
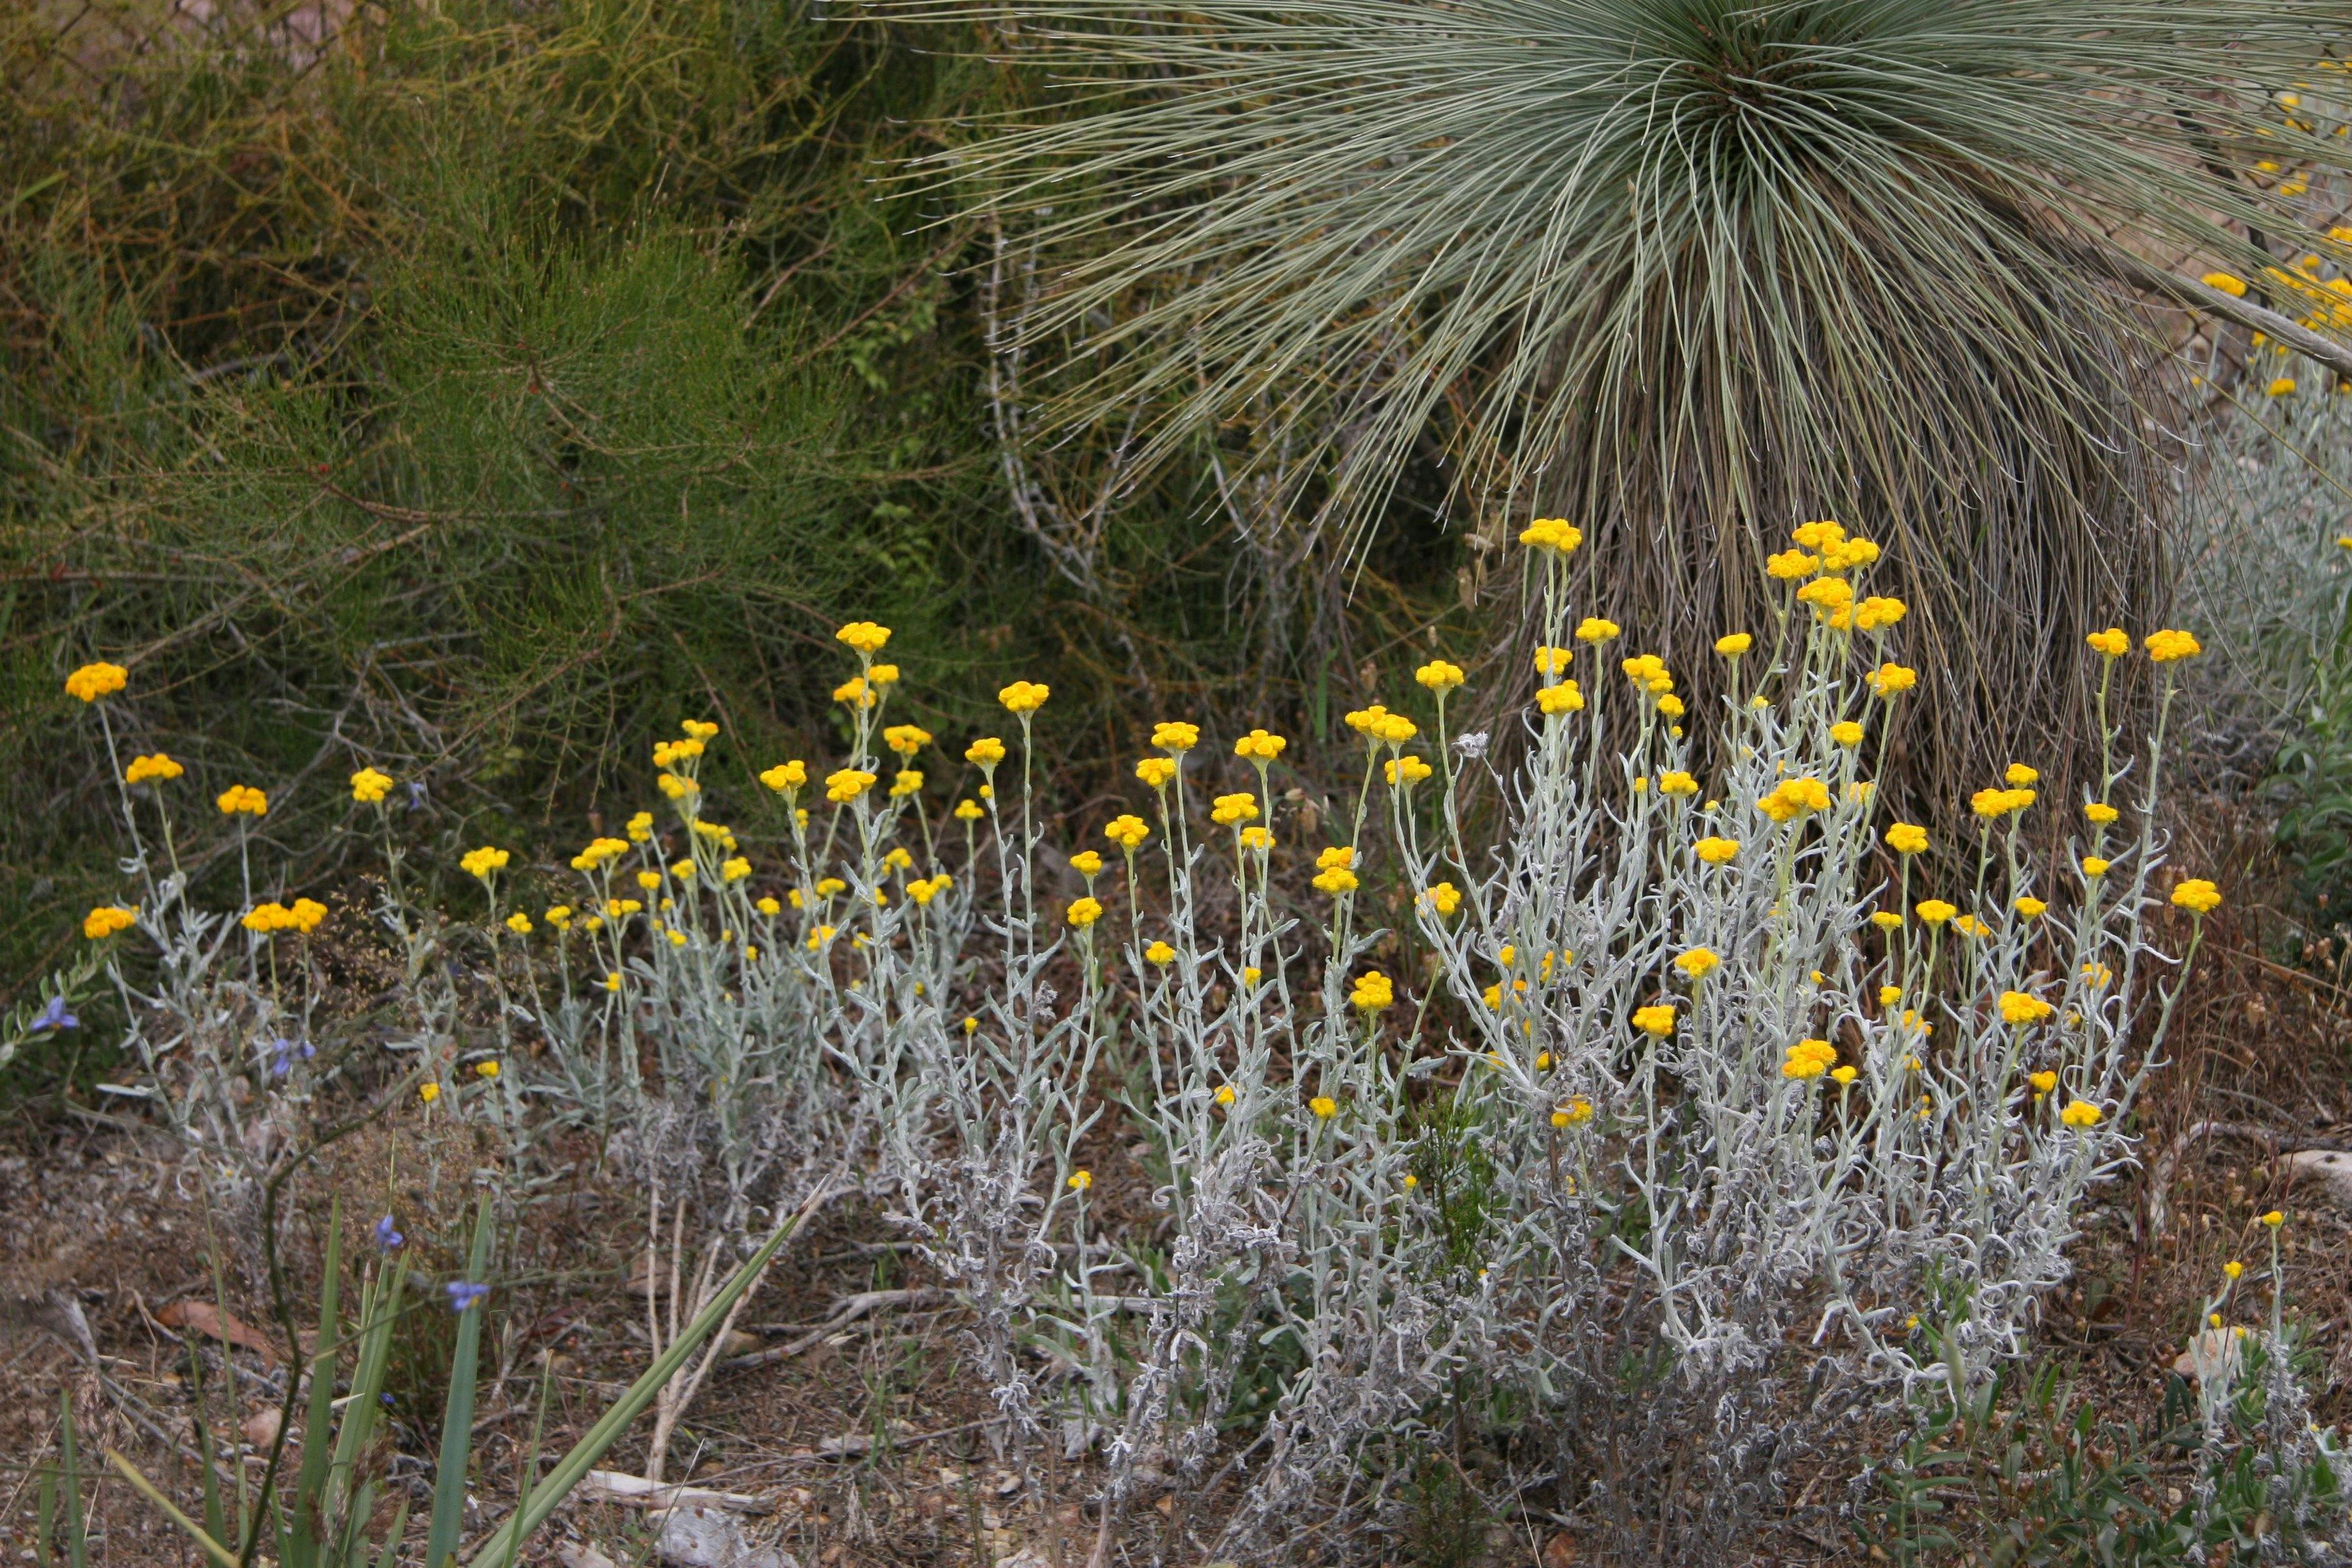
[2284,1150,2352,1210]
[2172,1328,2243,1383]
[558,1544,618,1568]
[654,1505,797,1568]
[1544,1532,1578,1568]
[243,1408,283,1447]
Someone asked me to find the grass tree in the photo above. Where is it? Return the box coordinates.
[911,0,2352,791]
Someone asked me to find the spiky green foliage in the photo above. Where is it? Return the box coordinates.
[912,0,2352,784]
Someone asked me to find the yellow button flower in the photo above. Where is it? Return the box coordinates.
[2171,878,2221,914]
[2261,1209,2286,1229]
[889,769,924,798]
[1385,754,1433,785]
[954,798,984,821]
[460,846,511,881]
[2084,802,2119,825]
[83,905,138,940]
[1536,681,1584,716]
[505,912,533,936]
[966,736,1007,767]
[1135,756,1177,789]
[1868,663,1918,697]
[1781,1038,1836,1079]
[1415,660,1466,693]
[1067,1170,1092,1191]
[2015,896,2047,918]
[2086,628,2130,658]
[1309,1095,1338,1119]
[1422,882,1461,916]
[1998,990,2054,1026]
[1104,814,1150,850]
[1574,616,1620,644]
[1675,947,1719,981]
[1067,897,1103,928]
[826,769,877,803]
[1234,728,1288,763]
[1151,721,1199,753]
[1693,836,1739,865]
[1915,899,1956,925]
[1518,518,1583,554]
[2200,271,2248,297]
[1767,549,1819,581]
[999,681,1050,714]
[2145,629,2202,663]
[1714,632,1753,656]
[2081,856,2110,878]
[1351,971,1395,1012]
[348,766,392,802]
[126,754,185,786]
[1211,791,1258,826]
[1870,910,1902,930]
[1534,645,1573,676]
[420,1081,441,1102]
[2059,1099,2102,1128]
[1630,1003,1676,1037]
[217,785,269,817]
[1071,850,1104,878]
[1144,940,1176,965]
[1830,722,1863,747]
[64,662,129,702]
[1886,822,1928,854]
[835,620,892,655]
[883,724,932,756]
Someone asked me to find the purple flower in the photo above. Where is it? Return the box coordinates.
[444,1281,489,1313]
[373,1215,404,1252]
[30,996,78,1033]
[264,1037,317,1077]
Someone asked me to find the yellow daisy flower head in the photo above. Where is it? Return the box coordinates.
[1135,756,1177,789]
[2200,271,2249,297]
[1630,1003,1677,1038]
[2084,802,2120,825]
[1574,616,1620,644]
[460,846,511,881]
[1886,822,1928,854]
[1868,663,1918,697]
[825,768,878,803]
[1998,989,2054,1026]
[965,736,1008,768]
[2086,627,2130,658]
[349,766,393,803]
[1152,720,1199,754]
[1104,814,1150,851]
[2015,896,2047,918]
[1914,899,1957,925]
[1234,728,1288,763]
[2081,856,2110,878]
[1422,881,1461,916]
[1534,645,1573,676]
[883,724,932,756]
[954,797,985,821]
[1351,971,1395,1012]
[1870,910,1903,931]
[1830,722,1864,747]
[1211,791,1259,826]
[1674,947,1719,980]
[2059,1099,2102,1128]
[1714,632,1753,656]
[217,785,269,817]
[1386,753,1434,786]
[1144,940,1176,965]
[1066,896,1104,929]
[2145,629,2202,663]
[1309,1095,1338,1120]
[1767,549,1819,581]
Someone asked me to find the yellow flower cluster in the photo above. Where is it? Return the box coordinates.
[1631,1003,1676,1037]
[1071,850,1104,878]
[1782,1038,1837,1079]
[1386,754,1433,785]
[1715,632,1753,656]
[1211,791,1258,826]
[65,663,129,703]
[1620,653,1674,702]
[2085,802,2119,825]
[999,681,1050,714]
[826,768,877,803]
[889,769,924,798]
[1998,990,2055,1026]
[1345,705,1417,744]
[126,753,184,785]
[1104,814,1150,851]
[2086,628,2129,658]
[883,724,931,756]
[1830,722,1863,747]
[1066,896,1104,929]
[1657,770,1697,795]
[217,785,268,817]
[1238,826,1274,852]
[1970,786,2035,819]
[1422,881,1461,916]
[350,767,393,803]
[460,846,511,881]
[1536,681,1584,716]
[2145,629,2202,663]
[835,620,892,656]
[1868,663,1918,697]
[1534,645,1573,676]
[1312,845,1359,895]
[242,899,328,934]
[1414,659,1465,693]
[758,761,807,794]
[833,677,875,709]
[1350,971,1394,1012]
[1234,728,1287,762]
[1693,836,1739,865]
[907,873,952,905]
[571,837,629,871]
[2171,879,2222,914]
[1519,518,1583,554]
[83,905,138,939]
[1575,616,1619,644]
[1152,721,1199,752]
[651,736,705,769]
[1675,947,1719,980]
[1916,899,1957,924]
[2059,1099,2102,1128]
[1757,776,1830,822]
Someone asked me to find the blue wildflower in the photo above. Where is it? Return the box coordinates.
[373,1215,404,1252]
[444,1281,489,1313]
[30,996,78,1033]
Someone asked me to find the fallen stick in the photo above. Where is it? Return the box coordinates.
[578,1470,773,1515]
[718,1287,951,1370]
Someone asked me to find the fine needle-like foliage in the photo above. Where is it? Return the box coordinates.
[906,0,2352,791]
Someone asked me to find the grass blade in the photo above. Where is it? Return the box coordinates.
[426,1195,496,1568]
